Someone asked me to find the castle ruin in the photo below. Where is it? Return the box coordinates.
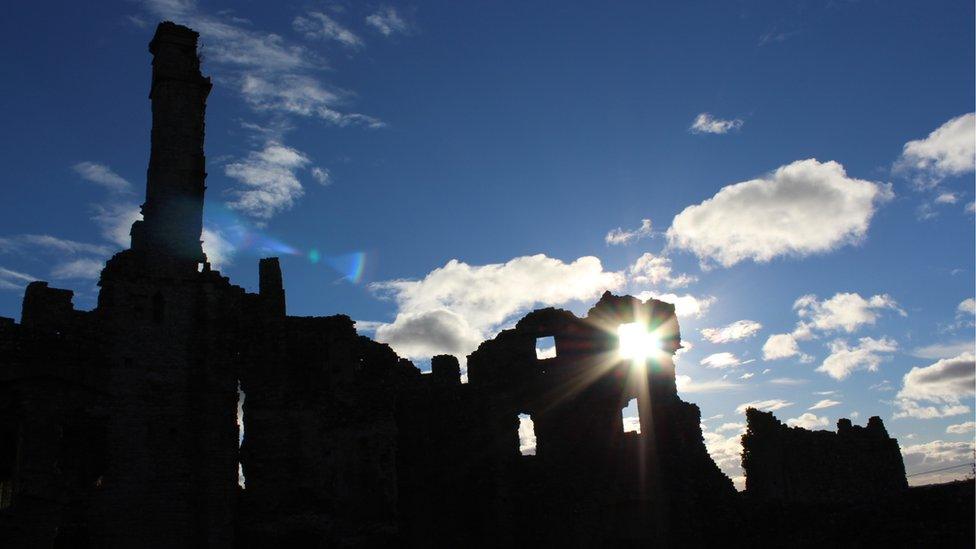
[0,22,969,548]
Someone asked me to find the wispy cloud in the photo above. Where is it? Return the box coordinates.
[605,218,654,245]
[817,336,898,380]
[73,161,133,193]
[0,234,112,256]
[51,258,105,280]
[786,412,828,429]
[366,6,411,37]
[676,374,741,393]
[689,113,743,135]
[91,203,142,248]
[225,142,314,220]
[240,74,384,128]
[626,252,695,289]
[0,266,37,291]
[293,12,363,49]
[700,352,744,369]
[701,320,762,343]
[736,398,793,414]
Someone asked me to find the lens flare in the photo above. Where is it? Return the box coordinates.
[325,251,367,283]
[205,204,299,256]
[202,203,370,284]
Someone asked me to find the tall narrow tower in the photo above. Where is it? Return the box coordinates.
[130,21,211,263]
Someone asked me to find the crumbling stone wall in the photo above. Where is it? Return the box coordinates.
[237,265,414,546]
[742,408,908,503]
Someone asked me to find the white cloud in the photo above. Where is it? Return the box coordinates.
[675,374,740,394]
[762,333,802,361]
[769,377,806,385]
[701,422,746,490]
[375,308,483,360]
[51,258,104,280]
[293,12,363,48]
[934,192,959,204]
[817,336,898,380]
[793,292,905,335]
[72,161,132,193]
[715,422,745,434]
[967,202,975,214]
[91,203,142,248]
[366,6,410,36]
[958,298,976,316]
[0,266,37,291]
[897,352,975,405]
[311,166,331,185]
[896,113,976,188]
[893,400,970,420]
[605,218,653,246]
[225,142,317,219]
[623,416,641,434]
[911,340,974,360]
[627,252,695,288]
[201,227,234,270]
[700,352,742,369]
[946,421,975,434]
[371,254,624,360]
[786,413,829,429]
[901,439,976,484]
[634,292,714,319]
[701,319,762,343]
[735,399,793,414]
[809,399,841,410]
[764,292,903,363]
[689,113,743,135]
[902,439,974,465]
[740,372,754,380]
[667,159,893,268]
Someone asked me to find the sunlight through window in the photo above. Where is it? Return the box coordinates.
[518,413,536,456]
[617,322,662,363]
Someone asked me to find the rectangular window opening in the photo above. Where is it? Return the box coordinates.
[622,398,640,434]
[535,336,556,360]
[518,413,536,456]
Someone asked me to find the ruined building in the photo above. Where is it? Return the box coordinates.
[742,409,908,503]
[0,21,969,549]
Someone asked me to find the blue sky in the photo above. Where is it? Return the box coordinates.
[1,0,973,487]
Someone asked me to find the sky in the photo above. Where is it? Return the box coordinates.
[0,0,974,488]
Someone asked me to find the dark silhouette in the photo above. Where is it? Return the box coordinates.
[0,22,971,548]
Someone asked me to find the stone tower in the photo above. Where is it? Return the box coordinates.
[90,22,242,548]
[130,22,211,264]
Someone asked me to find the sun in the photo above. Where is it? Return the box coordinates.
[617,322,663,364]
